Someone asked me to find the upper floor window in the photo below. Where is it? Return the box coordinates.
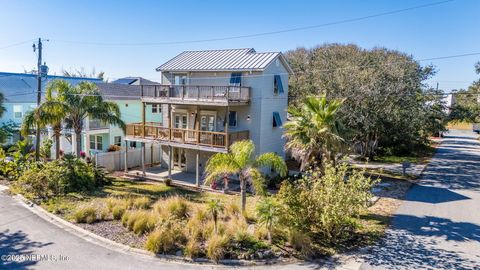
[152,104,161,113]
[273,112,282,127]
[174,74,187,85]
[114,136,122,146]
[228,111,237,127]
[230,73,242,86]
[273,75,284,96]
[13,105,23,119]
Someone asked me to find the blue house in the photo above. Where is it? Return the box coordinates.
[0,72,102,144]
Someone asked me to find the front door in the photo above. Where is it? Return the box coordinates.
[200,115,215,131]
[173,148,186,171]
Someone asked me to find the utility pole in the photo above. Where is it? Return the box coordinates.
[33,38,47,161]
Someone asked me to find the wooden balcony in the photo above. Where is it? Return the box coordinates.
[126,122,249,150]
[141,85,250,106]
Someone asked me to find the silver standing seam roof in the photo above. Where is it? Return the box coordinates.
[156,48,293,73]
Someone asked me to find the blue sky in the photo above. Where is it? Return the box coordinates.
[0,0,478,91]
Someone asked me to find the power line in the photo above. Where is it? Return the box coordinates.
[0,39,35,50]
[50,0,454,47]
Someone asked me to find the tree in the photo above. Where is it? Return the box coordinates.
[43,80,125,157]
[62,67,105,81]
[204,140,287,211]
[21,81,69,159]
[448,63,480,123]
[206,199,224,234]
[286,44,436,158]
[255,197,280,244]
[284,96,345,170]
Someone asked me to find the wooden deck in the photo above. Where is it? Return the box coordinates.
[140,84,250,106]
[125,122,249,150]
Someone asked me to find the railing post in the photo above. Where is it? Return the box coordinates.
[181,85,185,100]
[211,86,214,101]
[227,86,230,101]
[154,85,157,98]
[141,85,144,97]
[197,86,200,100]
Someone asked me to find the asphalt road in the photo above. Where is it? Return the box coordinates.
[361,130,480,270]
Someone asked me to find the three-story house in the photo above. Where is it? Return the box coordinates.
[124,48,292,186]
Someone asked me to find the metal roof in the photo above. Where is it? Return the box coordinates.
[111,77,160,85]
[95,83,141,101]
[156,48,293,73]
[0,72,101,103]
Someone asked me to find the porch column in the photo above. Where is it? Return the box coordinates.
[150,143,154,166]
[124,140,128,173]
[142,102,146,137]
[141,142,146,178]
[168,145,172,179]
[195,151,200,187]
[225,106,229,148]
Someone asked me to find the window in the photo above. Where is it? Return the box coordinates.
[130,141,137,148]
[89,135,104,150]
[228,111,237,127]
[152,104,161,114]
[13,105,22,119]
[96,136,103,150]
[114,136,122,146]
[89,135,96,150]
[230,73,242,86]
[273,112,282,127]
[174,75,187,85]
[273,75,284,95]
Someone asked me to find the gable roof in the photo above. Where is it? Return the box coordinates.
[0,72,102,103]
[111,77,159,85]
[95,83,141,101]
[156,48,293,73]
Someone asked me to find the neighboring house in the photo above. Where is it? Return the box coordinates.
[82,82,162,155]
[111,76,160,85]
[124,48,293,185]
[0,72,102,145]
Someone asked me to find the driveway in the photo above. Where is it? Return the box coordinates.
[361,130,480,270]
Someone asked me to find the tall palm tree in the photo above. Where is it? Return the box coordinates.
[205,140,287,211]
[21,98,66,159]
[44,80,125,157]
[284,96,345,170]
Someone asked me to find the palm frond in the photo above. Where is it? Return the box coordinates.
[255,152,288,177]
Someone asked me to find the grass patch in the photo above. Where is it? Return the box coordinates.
[447,121,472,130]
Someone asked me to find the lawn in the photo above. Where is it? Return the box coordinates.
[374,140,438,164]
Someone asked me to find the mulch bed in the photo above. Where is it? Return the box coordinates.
[76,220,146,249]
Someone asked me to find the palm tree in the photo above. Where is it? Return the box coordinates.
[206,199,224,234]
[21,103,66,160]
[255,197,280,244]
[205,140,287,212]
[284,96,345,170]
[44,80,125,157]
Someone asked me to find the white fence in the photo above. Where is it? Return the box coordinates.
[95,144,163,171]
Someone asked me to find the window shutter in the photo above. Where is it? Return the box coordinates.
[274,75,284,94]
[273,112,282,127]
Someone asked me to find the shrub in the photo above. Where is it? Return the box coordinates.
[107,145,121,152]
[112,205,126,220]
[73,206,97,224]
[163,196,190,220]
[12,156,111,200]
[206,234,229,262]
[132,197,151,209]
[184,238,202,259]
[164,178,172,186]
[106,198,128,211]
[132,212,157,235]
[224,200,240,218]
[277,161,376,245]
[288,230,313,257]
[145,222,185,254]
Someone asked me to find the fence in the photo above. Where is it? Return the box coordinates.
[95,144,163,171]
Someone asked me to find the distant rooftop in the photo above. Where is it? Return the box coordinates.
[157,48,293,73]
[0,72,101,103]
[95,83,141,101]
[111,77,159,85]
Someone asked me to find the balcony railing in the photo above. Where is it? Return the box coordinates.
[141,85,250,104]
[88,119,109,130]
[126,122,249,149]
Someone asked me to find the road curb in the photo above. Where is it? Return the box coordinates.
[0,184,303,267]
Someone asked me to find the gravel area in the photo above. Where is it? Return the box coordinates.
[369,177,412,217]
[76,220,146,249]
